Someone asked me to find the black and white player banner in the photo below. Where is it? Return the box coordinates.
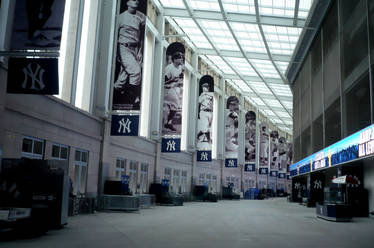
[245,111,256,166]
[161,42,185,153]
[259,122,269,168]
[11,0,66,50]
[112,0,147,111]
[270,130,279,177]
[196,75,214,162]
[110,115,139,136]
[225,96,239,167]
[278,136,288,174]
[7,57,58,94]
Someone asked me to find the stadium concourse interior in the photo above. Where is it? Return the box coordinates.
[0,0,374,246]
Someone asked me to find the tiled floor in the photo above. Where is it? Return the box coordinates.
[1,198,373,248]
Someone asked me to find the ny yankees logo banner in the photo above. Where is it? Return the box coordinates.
[7,58,58,94]
[196,75,214,162]
[245,111,256,171]
[225,96,239,167]
[277,136,288,190]
[111,115,139,136]
[112,0,147,111]
[161,42,185,153]
[11,0,66,50]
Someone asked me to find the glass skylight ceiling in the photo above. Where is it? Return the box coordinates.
[158,0,314,134]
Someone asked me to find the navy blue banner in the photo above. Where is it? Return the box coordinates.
[278,173,286,179]
[270,171,278,177]
[290,169,298,177]
[244,164,255,172]
[259,168,269,175]
[161,179,170,187]
[299,164,311,175]
[197,150,212,162]
[161,138,181,152]
[7,58,59,95]
[225,158,238,168]
[111,115,139,136]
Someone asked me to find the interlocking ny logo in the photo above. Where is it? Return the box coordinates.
[200,152,208,161]
[166,140,176,151]
[294,182,300,189]
[118,118,131,134]
[22,63,45,90]
[228,159,235,167]
[313,180,322,189]
[261,168,266,174]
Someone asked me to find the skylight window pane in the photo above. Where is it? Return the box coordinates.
[189,0,221,11]
[250,97,266,106]
[200,20,239,51]
[230,22,267,54]
[206,55,234,74]
[159,0,185,8]
[263,99,282,107]
[275,111,291,118]
[231,80,253,93]
[222,0,255,14]
[225,57,257,76]
[173,17,213,49]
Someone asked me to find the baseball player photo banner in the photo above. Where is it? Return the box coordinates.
[245,111,256,164]
[196,75,214,162]
[225,96,239,168]
[112,0,147,111]
[7,57,59,95]
[278,137,288,174]
[11,0,66,50]
[110,115,139,136]
[259,122,269,168]
[161,42,185,152]
[270,130,279,173]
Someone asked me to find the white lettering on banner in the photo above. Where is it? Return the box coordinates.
[228,160,235,167]
[359,140,374,157]
[22,63,46,90]
[294,182,300,189]
[166,140,176,151]
[118,118,131,134]
[200,152,208,161]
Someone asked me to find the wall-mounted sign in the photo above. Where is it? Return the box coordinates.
[7,58,59,94]
[244,164,255,172]
[110,115,139,136]
[290,124,374,177]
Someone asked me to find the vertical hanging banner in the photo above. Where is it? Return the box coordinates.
[245,111,256,163]
[11,0,66,50]
[286,142,293,193]
[277,136,288,190]
[258,122,269,189]
[196,75,214,161]
[269,130,279,192]
[112,0,147,111]
[110,0,147,136]
[161,42,185,152]
[225,96,239,167]
[244,111,256,185]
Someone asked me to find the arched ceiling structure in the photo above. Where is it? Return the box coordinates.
[155,0,315,135]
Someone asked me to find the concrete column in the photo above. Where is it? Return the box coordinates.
[218,77,226,192]
[187,51,198,152]
[92,0,117,118]
[150,16,165,141]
